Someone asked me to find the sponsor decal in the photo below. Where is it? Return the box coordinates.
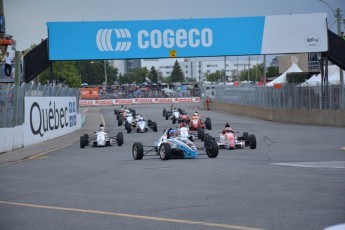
[305,33,320,49]
[96,28,131,52]
[138,98,153,103]
[30,100,76,137]
[138,28,213,49]
[115,99,134,104]
[177,98,193,103]
[95,100,113,105]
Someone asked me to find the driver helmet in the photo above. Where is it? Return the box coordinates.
[193,113,198,116]
[180,121,186,127]
[100,127,105,132]
[139,117,144,121]
[169,129,178,137]
[225,122,230,128]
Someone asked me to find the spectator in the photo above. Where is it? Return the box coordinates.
[4,52,12,78]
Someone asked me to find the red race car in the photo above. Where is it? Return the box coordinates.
[189,113,211,131]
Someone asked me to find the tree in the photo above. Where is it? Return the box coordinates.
[38,61,81,87]
[205,71,222,82]
[170,60,185,82]
[148,66,158,83]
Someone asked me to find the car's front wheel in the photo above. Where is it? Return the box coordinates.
[159,143,171,160]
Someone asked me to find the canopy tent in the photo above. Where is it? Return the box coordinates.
[266,63,303,86]
[162,88,175,93]
[299,68,345,87]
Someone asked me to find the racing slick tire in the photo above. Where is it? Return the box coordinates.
[126,122,132,133]
[147,119,152,126]
[80,136,85,148]
[152,122,158,132]
[206,140,219,158]
[118,119,122,126]
[242,132,249,146]
[159,143,171,160]
[204,134,212,147]
[116,113,120,120]
[163,108,166,116]
[83,134,89,146]
[205,117,212,130]
[249,134,256,149]
[165,114,169,120]
[172,116,176,124]
[117,132,124,146]
[132,142,143,160]
[198,128,205,141]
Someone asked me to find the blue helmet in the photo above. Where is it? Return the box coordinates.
[169,129,177,136]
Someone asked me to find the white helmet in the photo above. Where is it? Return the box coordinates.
[194,113,198,116]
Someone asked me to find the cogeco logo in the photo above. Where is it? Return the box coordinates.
[96,29,132,51]
[96,28,213,52]
[138,28,213,49]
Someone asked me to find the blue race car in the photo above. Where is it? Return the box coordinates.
[132,128,218,160]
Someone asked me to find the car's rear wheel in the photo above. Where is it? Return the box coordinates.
[163,109,166,116]
[84,134,89,146]
[117,132,124,146]
[126,123,131,133]
[80,136,85,148]
[152,122,158,132]
[132,142,143,160]
[206,140,218,158]
[205,117,212,130]
[172,116,176,124]
[118,119,122,126]
[165,114,169,120]
[159,143,171,160]
[249,134,256,149]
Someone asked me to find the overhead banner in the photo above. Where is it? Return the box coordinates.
[47,13,327,61]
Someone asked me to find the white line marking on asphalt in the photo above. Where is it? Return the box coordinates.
[271,161,345,169]
[0,200,264,230]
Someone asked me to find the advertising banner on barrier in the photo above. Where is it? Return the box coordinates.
[47,13,327,61]
[24,97,80,146]
[79,97,200,106]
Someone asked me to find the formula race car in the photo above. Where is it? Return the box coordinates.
[163,108,182,124]
[189,113,212,131]
[205,126,256,150]
[80,129,124,148]
[178,110,190,124]
[127,117,158,133]
[131,128,218,160]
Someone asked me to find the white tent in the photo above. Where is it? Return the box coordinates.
[266,63,303,87]
[299,74,321,87]
[163,88,175,93]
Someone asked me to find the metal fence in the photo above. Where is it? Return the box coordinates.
[0,83,80,128]
[214,83,345,110]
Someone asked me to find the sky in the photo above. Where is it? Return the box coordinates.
[4,0,345,52]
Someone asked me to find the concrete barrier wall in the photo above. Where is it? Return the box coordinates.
[214,101,345,127]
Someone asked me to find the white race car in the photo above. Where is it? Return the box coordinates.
[80,130,124,148]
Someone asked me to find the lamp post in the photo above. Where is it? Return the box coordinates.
[91,60,108,86]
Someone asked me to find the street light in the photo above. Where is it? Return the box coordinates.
[91,60,108,86]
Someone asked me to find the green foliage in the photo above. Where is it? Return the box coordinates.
[120,67,149,84]
[38,61,81,87]
[205,70,222,82]
[148,66,158,83]
[170,60,185,82]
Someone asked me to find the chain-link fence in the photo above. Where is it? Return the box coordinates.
[0,83,80,128]
[214,83,345,110]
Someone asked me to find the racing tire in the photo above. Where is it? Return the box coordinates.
[84,134,89,146]
[116,113,120,120]
[159,143,171,160]
[163,108,166,116]
[249,134,257,149]
[132,142,143,160]
[80,136,85,148]
[172,116,176,124]
[117,132,124,146]
[178,108,183,114]
[126,122,131,133]
[118,119,122,126]
[202,133,210,147]
[148,119,152,126]
[243,132,249,146]
[198,128,205,141]
[205,118,212,130]
[206,140,219,158]
[165,114,169,120]
[152,122,158,132]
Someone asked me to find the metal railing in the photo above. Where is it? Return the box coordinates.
[214,83,345,110]
[0,83,80,128]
